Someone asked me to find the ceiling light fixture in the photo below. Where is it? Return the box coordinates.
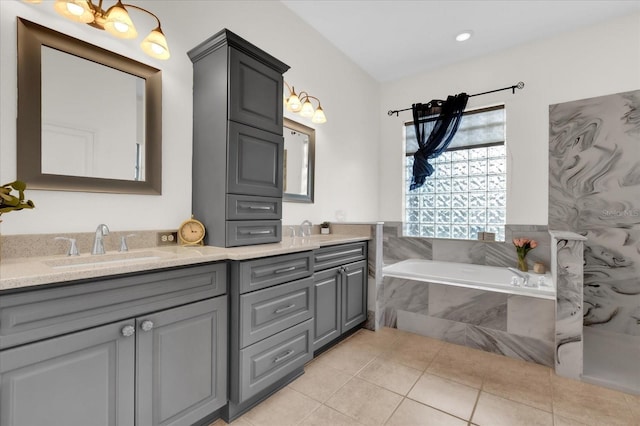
[455,31,473,42]
[284,81,327,124]
[24,0,170,60]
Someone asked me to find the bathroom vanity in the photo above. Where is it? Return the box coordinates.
[0,235,369,426]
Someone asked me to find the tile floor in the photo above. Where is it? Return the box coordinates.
[212,327,640,426]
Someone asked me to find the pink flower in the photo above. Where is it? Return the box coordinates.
[513,237,538,256]
[530,240,538,249]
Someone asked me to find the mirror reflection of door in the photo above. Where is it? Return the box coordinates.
[283,118,315,203]
[284,128,308,195]
[40,46,145,181]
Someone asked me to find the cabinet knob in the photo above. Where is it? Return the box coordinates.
[140,320,154,332]
[121,325,135,337]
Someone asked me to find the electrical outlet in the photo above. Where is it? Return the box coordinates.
[157,231,178,246]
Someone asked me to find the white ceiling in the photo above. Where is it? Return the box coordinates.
[281,0,640,82]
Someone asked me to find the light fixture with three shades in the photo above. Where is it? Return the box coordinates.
[23,0,170,60]
[284,81,327,124]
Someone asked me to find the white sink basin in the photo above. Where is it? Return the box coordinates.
[45,251,166,270]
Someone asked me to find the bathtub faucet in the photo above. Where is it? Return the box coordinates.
[508,267,530,287]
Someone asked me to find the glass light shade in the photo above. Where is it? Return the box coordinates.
[300,100,314,118]
[141,27,170,60]
[23,0,43,3]
[287,94,302,112]
[104,2,137,39]
[54,0,94,23]
[312,105,327,124]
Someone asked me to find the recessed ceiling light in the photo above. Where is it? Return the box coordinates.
[455,31,473,42]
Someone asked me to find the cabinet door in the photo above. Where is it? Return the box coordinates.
[227,121,284,198]
[0,320,135,426]
[229,48,283,135]
[313,268,341,351]
[341,260,367,334]
[136,297,228,426]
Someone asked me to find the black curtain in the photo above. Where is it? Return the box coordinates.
[410,93,469,190]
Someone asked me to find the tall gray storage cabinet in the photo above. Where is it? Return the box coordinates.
[188,29,290,247]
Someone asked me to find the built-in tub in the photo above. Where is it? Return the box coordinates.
[382,259,555,300]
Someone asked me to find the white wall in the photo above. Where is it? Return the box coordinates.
[378,13,640,225]
[0,0,380,235]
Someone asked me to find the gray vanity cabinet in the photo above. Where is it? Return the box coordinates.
[224,251,314,422]
[0,263,228,426]
[188,29,290,248]
[0,320,136,426]
[313,242,368,353]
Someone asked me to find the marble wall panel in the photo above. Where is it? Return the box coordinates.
[507,295,555,342]
[428,283,507,331]
[382,222,432,264]
[431,239,486,265]
[396,310,466,345]
[466,325,554,367]
[549,90,640,338]
[552,235,585,379]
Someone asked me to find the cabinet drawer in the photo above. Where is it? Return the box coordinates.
[226,220,282,247]
[0,263,227,350]
[313,242,367,272]
[240,277,313,347]
[237,319,313,402]
[238,251,313,293]
[226,194,281,220]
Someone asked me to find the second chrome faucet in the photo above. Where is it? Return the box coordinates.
[92,224,110,255]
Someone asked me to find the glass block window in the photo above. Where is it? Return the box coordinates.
[404,105,506,241]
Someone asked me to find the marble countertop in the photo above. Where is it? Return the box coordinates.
[0,234,370,292]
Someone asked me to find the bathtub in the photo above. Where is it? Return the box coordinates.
[382,259,555,300]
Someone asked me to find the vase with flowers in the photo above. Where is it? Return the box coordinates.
[513,237,537,272]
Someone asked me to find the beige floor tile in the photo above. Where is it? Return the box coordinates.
[482,354,552,411]
[325,377,403,425]
[407,373,479,420]
[242,387,320,426]
[313,342,377,375]
[379,333,444,371]
[554,415,589,426]
[357,358,422,395]
[426,342,492,389]
[472,392,553,426]
[625,393,640,423]
[299,405,363,426]
[386,398,467,426]
[342,328,403,352]
[551,374,635,426]
[288,360,352,402]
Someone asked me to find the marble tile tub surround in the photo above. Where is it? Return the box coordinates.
[381,277,555,367]
[383,221,551,270]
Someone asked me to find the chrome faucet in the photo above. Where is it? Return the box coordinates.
[300,220,312,237]
[508,267,530,287]
[92,224,110,255]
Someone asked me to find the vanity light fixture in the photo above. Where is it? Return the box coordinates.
[25,0,170,60]
[284,81,327,124]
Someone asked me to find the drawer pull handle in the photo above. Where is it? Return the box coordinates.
[273,350,295,363]
[247,230,272,235]
[274,304,296,314]
[121,325,135,337]
[274,266,296,274]
[315,248,362,261]
[246,205,272,210]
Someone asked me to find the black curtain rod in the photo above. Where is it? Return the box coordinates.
[387,81,525,117]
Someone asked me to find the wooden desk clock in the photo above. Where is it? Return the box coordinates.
[178,215,206,246]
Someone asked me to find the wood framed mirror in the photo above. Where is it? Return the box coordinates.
[17,18,162,194]
[283,118,315,203]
